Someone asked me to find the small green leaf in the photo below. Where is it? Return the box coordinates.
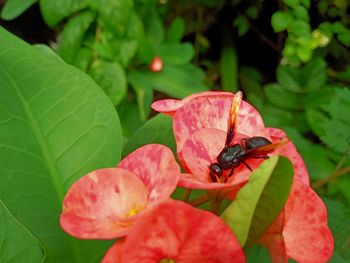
[321,119,350,155]
[323,88,350,125]
[39,0,88,27]
[264,83,301,110]
[221,156,294,246]
[90,0,133,36]
[296,45,313,62]
[276,64,301,92]
[150,65,207,98]
[293,5,309,21]
[166,17,185,43]
[73,47,93,71]
[305,109,327,137]
[144,8,164,47]
[0,199,45,262]
[271,11,292,32]
[283,0,299,7]
[302,57,327,91]
[246,6,258,19]
[220,46,238,92]
[1,0,37,20]
[57,11,95,64]
[89,60,127,105]
[299,0,310,8]
[233,15,250,36]
[128,70,153,121]
[290,21,311,37]
[122,114,176,157]
[157,43,195,66]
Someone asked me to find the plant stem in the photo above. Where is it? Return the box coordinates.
[190,194,209,207]
[312,156,350,189]
[183,189,192,202]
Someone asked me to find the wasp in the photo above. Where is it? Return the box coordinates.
[209,91,289,183]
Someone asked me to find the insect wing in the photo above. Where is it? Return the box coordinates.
[225,91,243,147]
[243,137,290,157]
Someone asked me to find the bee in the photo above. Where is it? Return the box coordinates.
[209,91,289,183]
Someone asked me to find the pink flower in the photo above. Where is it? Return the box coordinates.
[261,179,334,263]
[150,56,163,72]
[152,92,308,194]
[60,144,180,239]
[102,200,246,263]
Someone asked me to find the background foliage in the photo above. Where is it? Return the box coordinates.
[1,0,349,262]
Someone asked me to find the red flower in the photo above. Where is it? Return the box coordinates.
[102,200,246,263]
[261,179,334,263]
[60,144,180,239]
[152,92,309,194]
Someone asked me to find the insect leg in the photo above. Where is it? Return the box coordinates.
[242,160,252,171]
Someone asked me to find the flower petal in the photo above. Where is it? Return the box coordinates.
[151,91,233,117]
[283,180,334,263]
[268,128,310,186]
[121,200,245,263]
[60,168,148,239]
[118,144,180,203]
[102,240,125,263]
[173,94,268,164]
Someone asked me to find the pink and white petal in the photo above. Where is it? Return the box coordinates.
[268,128,310,186]
[151,91,233,117]
[118,144,180,203]
[121,200,245,263]
[60,168,148,239]
[102,240,125,263]
[283,179,334,263]
[173,95,268,157]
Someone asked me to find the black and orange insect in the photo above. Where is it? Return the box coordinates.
[209,91,289,183]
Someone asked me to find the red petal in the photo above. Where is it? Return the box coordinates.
[60,168,148,239]
[151,91,233,117]
[102,240,125,263]
[173,95,268,165]
[121,200,245,263]
[118,144,180,203]
[268,128,310,186]
[283,180,334,263]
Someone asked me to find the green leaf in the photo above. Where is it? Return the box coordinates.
[299,0,310,8]
[57,11,95,64]
[305,109,327,137]
[1,0,37,20]
[323,88,350,125]
[233,15,250,36]
[271,11,292,32]
[290,21,311,37]
[90,0,133,36]
[166,17,185,43]
[261,105,294,127]
[321,119,350,155]
[283,0,299,7]
[0,27,121,262]
[246,6,258,19]
[276,64,301,92]
[73,47,93,71]
[144,8,164,47]
[293,5,309,21]
[302,57,327,90]
[0,199,45,262]
[150,65,207,98]
[239,67,263,100]
[89,60,127,106]
[220,46,238,92]
[128,70,153,121]
[303,86,334,108]
[157,43,195,66]
[122,114,176,157]
[264,83,301,110]
[244,245,271,263]
[39,0,88,27]
[323,198,350,262]
[221,156,294,246]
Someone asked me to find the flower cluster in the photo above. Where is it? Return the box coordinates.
[61,91,334,262]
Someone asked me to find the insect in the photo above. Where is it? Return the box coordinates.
[209,91,289,183]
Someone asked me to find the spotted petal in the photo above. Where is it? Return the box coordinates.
[60,168,148,239]
[113,200,245,263]
[118,144,180,202]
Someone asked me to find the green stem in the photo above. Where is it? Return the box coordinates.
[190,194,209,207]
[183,189,192,202]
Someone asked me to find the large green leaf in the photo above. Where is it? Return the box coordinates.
[0,199,45,262]
[221,156,294,246]
[264,83,301,110]
[0,27,121,262]
[156,43,194,66]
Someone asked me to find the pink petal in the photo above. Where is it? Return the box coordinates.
[268,128,310,186]
[282,180,334,263]
[151,91,233,117]
[118,144,180,203]
[60,168,148,239]
[173,95,268,165]
[102,240,125,263]
[121,200,245,263]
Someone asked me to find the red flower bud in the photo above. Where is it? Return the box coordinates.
[150,56,163,72]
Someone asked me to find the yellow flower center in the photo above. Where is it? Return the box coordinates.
[126,204,145,217]
[159,259,175,263]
